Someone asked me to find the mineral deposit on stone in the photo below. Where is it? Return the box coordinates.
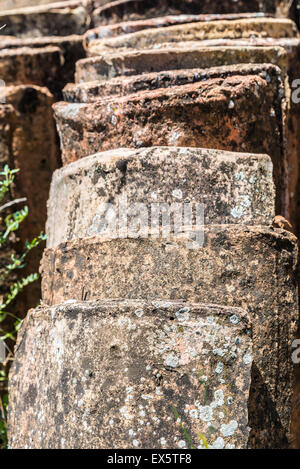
[8,299,252,449]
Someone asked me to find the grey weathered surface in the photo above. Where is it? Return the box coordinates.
[46,147,275,249]
[0,3,90,37]
[41,225,299,448]
[85,13,274,43]
[54,65,287,215]
[76,43,288,83]
[8,299,252,449]
[87,18,298,55]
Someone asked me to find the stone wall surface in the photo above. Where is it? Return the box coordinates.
[0,35,85,99]
[4,0,300,451]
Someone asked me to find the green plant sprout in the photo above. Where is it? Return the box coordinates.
[0,165,46,449]
[171,405,211,449]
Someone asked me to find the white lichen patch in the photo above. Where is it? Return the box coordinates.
[165,353,179,368]
[214,390,225,407]
[243,353,252,365]
[215,362,224,374]
[221,420,238,437]
[175,308,190,322]
[230,315,239,325]
[211,437,225,449]
[172,189,183,200]
[134,309,144,318]
[197,405,214,423]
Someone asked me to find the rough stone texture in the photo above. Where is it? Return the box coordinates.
[0,4,90,38]
[92,0,278,26]
[65,63,283,100]
[0,46,64,91]
[1,85,59,309]
[0,35,85,98]
[54,66,287,214]
[76,44,288,83]
[87,18,298,55]
[46,147,275,249]
[85,13,274,44]
[85,45,289,83]
[40,225,298,448]
[8,299,252,449]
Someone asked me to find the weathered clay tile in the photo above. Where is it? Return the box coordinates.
[64,63,284,100]
[54,66,287,214]
[0,46,63,91]
[46,147,275,249]
[8,300,252,449]
[0,2,90,38]
[85,12,274,44]
[40,225,299,448]
[163,35,300,238]
[76,44,288,82]
[87,18,298,55]
[0,35,85,98]
[92,0,278,26]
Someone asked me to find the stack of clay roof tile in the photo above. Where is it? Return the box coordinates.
[6,0,300,450]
